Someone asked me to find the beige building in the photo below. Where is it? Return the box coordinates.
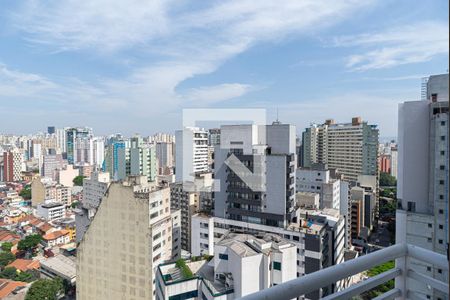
[31,176,72,207]
[77,176,181,300]
[56,165,79,187]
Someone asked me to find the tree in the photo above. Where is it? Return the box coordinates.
[380,172,396,187]
[0,267,17,279]
[71,201,80,209]
[361,261,395,298]
[0,252,15,268]
[1,242,13,252]
[19,186,32,200]
[18,235,42,252]
[25,278,64,300]
[72,175,85,186]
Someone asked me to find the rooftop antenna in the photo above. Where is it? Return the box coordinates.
[273,107,281,125]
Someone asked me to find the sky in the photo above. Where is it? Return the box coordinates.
[0,0,448,137]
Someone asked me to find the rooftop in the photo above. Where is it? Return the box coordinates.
[218,232,294,257]
[40,202,65,209]
[40,255,76,282]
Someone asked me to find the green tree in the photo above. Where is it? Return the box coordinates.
[361,261,395,298]
[0,252,15,268]
[72,175,85,186]
[19,186,32,200]
[71,201,80,209]
[1,242,13,252]
[25,278,64,300]
[18,235,42,252]
[380,172,396,187]
[0,267,17,279]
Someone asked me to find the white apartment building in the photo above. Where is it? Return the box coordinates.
[36,202,66,221]
[92,137,105,169]
[296,164,343,210]
[157,232,296,300]
[175,127,209,183]
[191,210,346,299]
[77,176,181,300]
[396,74,448,300]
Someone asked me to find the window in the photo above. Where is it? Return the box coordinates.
[293,235,300,241]
[427,238,432,242]
[273,262,281,271]
[438,239,443,244]
[441,121,446,126]
[428,224,432,228]
[440,165,445,170]
[439,224,444,229]
[439,209,444,214]
[438,269,442,274]
[169,290,198,300]
[441,151,445,156]
[427,266,431,272]
[440,195,444,200]
[441,136,445,141]
[219,253,228,260]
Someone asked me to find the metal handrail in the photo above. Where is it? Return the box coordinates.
[238,243,448,300]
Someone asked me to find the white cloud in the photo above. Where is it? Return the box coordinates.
[0,64,58,97]
[13,0,172,52]
[334,21,449,71]
[183,83,253,106]
[2,0,378,133]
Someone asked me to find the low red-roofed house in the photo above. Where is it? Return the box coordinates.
[42,230,70,247]
[6,259,40,272]
[0,278,28,299]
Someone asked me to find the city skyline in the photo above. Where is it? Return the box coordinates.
[0,0,448,136]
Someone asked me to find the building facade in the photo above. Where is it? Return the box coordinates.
[302,118,379,182]
[214,123,297,228]
[396,74,449,300]
[175,127,209,183]
[77,176,180,300]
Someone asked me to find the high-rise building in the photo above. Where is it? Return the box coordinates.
[65,127,92,164]
[169,173,213,252]
[170,182,199,252]
[2,149,23,182]
[155,142,174,175]
[378,154,391,174]
[390,147,398,178]
[175,127,209,183]
[117,136,157,182]
[302,117,379,181]
[214,123,297,228]
[77,176,180,300]
[56,128,67,153]
[47,126,56,135]
[104,137,127,179]
[396,74,448,299]
[42,153,65,180]
[92,137,105,169]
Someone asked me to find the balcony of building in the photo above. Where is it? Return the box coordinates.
[239,243,448,300]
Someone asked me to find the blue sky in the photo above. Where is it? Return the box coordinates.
[0,0,448,137]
